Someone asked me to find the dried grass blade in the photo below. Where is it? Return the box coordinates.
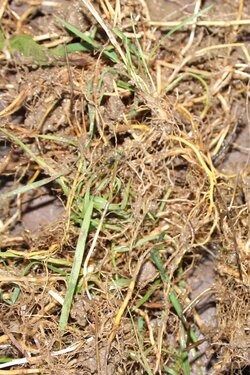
[0,89,28,117]
[80,0,127,65]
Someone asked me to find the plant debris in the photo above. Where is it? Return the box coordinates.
[0,0,250,374]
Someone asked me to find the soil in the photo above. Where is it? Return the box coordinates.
[0,0,250,374]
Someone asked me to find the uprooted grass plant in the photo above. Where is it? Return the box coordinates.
[0,0,250,374]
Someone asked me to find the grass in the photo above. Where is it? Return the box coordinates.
[0,1,249,373]
[59,198,93,330]
[0,127,69,194]
[0,16,206,365]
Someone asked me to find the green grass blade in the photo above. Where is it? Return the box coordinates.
[10,261,41,304]
[55,16,100,48]
[151,249,168,282]
[0,251,72,266]
[180,325,191,375]
[0,29,4,50]
[47,264,68,276]
[34,134,77,147]
[151,248,199,371]
[134,234,167,249]
[0,357,14,364]
[0,127,69,194]
[169,290,184,322]
[151,249,187,321]
[157,189,172,217]
[117,79,135,91]
[164,5,213,39]
[0,127,52,171]
[130,15,155,92]
[150,5,213,59]
[55,16,119,63]
[82,177,95,215]
[59,199,93,331]
[50,42,91,56]
[164,368,178,375]
[133,279,161,310]
[1,173,62,198]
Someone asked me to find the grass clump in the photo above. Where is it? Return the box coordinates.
[0,1,249,374]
